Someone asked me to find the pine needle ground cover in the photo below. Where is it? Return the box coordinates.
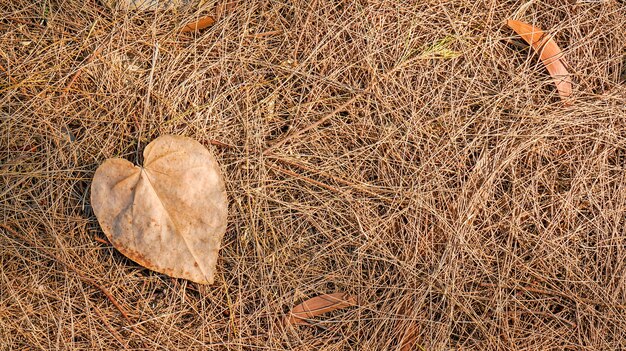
[1,1,626,349]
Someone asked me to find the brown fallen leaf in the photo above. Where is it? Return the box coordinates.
[398,321,420,351]
[507,19,572,103]
[181,16,216,33]
[285,292,358,326]
[91,135,228,284]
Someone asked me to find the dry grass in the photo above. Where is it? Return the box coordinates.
[1,0,626,349]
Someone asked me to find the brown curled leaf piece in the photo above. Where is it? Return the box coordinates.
[91,135,228,284]
[285,292,359,326]
[181,16,216,33]
[507,19,572,103]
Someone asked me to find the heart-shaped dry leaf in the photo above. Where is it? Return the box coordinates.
[91,135,227,284]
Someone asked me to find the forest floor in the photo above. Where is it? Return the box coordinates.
[2,1,626,349]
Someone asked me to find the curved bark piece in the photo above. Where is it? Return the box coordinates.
[285,292,358,326]
[91,135,228,284]
[507,19,572,102]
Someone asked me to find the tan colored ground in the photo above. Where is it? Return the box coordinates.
[1,1,626,349]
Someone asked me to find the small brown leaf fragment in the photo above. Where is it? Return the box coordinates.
[398,321,419,351]
[286,292,358,326]
[507,19,572,103]
[181,16,216,33]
